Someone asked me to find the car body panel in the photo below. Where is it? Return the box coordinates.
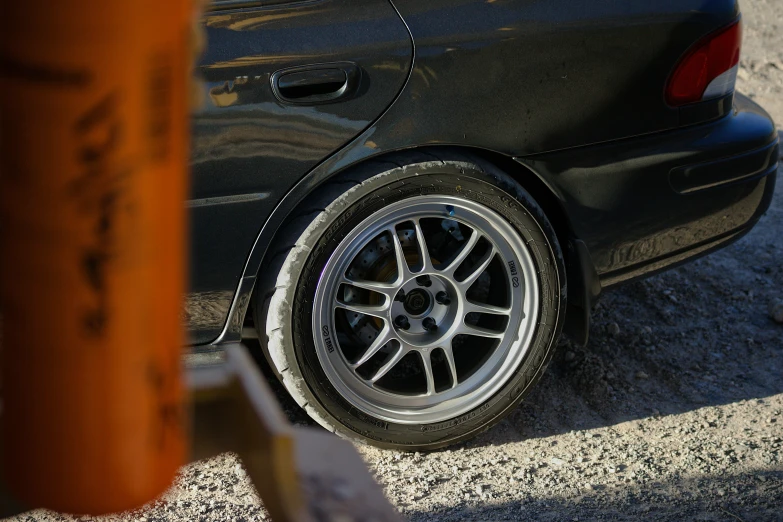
[517,94,779,285]
[385,0,739,155]
[187,0,413,344]
[187,0,779,349]
[203,89,778,348]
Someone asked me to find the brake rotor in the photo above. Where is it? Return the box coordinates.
[344,228,417,336]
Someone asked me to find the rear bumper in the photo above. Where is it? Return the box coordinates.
[517,93,779,288]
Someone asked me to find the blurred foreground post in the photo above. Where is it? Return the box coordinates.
[0,1,191,514]
[0,3,401,520]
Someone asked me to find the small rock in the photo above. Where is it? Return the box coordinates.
[767,417,777,424]
[608,323,621,337]
[636,371,649,380]
[564,350,576,362]
[769,299,783,324]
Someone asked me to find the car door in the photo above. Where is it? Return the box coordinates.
[186,0,413,345]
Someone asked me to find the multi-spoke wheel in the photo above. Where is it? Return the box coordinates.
[256,152,565,449]
[313,197,538,423]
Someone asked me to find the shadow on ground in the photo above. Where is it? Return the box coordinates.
[403,469,783,522]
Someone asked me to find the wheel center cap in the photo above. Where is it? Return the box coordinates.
[403,288,432,316]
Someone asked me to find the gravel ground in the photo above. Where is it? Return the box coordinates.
[739,0,783,128]
[7,1,783,521]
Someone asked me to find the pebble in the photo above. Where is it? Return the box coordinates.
[608,323,621,337]
[564,350,576,362]
[636,371,650,380]
[769,299,783,324]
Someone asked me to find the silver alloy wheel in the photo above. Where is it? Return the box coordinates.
[312,195,539,424]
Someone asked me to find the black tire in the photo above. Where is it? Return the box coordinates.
[254,149,566,450]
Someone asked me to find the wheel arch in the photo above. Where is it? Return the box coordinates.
[214,145,597,348]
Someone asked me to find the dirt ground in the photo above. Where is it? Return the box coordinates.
[739,0,783,129]
[7,1,783,521]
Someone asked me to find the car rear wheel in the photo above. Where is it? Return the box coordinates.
[255,151,565,449]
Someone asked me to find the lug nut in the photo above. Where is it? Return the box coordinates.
[394,315,410,330]
[416,275,432,287]
[395,289,406,302]
[422,317,437,332]
[435,291,451,305]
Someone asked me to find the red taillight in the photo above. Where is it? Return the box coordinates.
[666,20,742,106]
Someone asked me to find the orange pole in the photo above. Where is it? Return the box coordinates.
[0,1,191,514]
